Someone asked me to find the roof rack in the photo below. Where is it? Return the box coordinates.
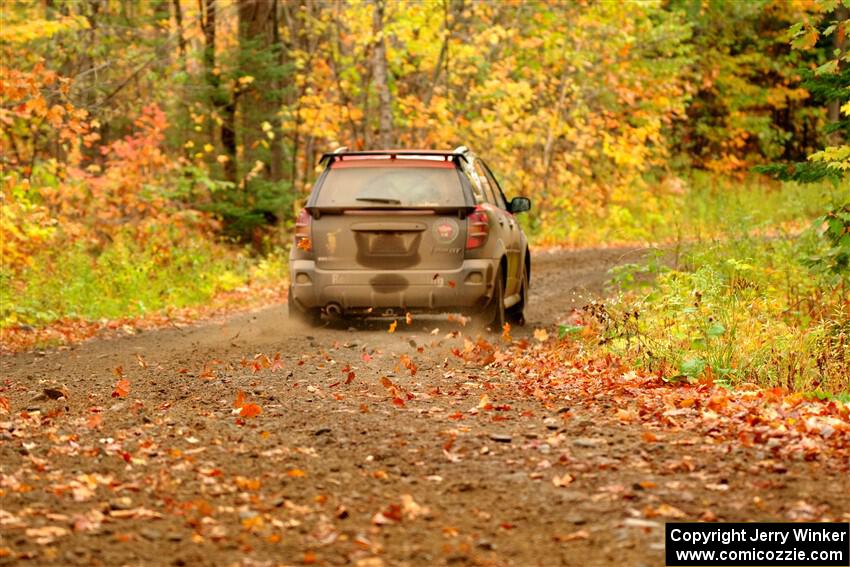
[318,149,469,166]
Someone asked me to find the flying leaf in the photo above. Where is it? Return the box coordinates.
[112,379,130,398]
[239,403,262,418]
[502,322,512,341]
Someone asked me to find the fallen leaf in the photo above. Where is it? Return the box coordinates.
[554,529,590,542]
[641,431,659,443]
[646,503,686,519]
[400,494,430,519]
[86,413,102,429]
[552,473,574,487]
[26,526,68,545]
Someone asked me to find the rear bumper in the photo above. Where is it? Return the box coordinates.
[289,259,497,313]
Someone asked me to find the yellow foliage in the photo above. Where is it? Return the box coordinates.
[0,15,89,44]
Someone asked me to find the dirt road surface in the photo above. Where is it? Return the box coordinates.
[2,248,848,566]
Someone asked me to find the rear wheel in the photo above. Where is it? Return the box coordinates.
[507,266,528,326]
[287,288,322,327]
[480,266,506,332]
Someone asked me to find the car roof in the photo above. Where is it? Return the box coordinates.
[319,147,474,166]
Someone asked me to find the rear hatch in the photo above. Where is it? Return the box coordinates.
[308,158,473,271]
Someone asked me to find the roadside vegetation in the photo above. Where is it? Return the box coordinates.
[594,180,849,397]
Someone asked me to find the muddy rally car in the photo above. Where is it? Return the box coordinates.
[287,147,531,329]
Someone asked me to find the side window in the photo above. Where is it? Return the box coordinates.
[473,161,498,206]
[481,161,507,209]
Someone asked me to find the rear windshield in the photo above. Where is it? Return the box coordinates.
[314,166,467,207]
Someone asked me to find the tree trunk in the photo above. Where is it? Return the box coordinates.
[200,0,237,183]
[270,0,284,182]
[542,57,570,195]
[828,6,848,143]
[172,0,187,72]
[371,0,393,149]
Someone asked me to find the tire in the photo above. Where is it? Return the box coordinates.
[480,266,506,332]
[507,265,528,327]
[287,287,322,327]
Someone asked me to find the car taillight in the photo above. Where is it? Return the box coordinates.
[294,208,312,252]
[466,206,490,250]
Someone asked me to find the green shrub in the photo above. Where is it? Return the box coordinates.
[599,229,849,395]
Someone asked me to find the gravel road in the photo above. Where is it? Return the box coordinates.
[2,247,847,567]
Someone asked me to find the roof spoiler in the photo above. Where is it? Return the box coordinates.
[318,149,469,167]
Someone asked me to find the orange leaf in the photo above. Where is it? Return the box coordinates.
[642,431,659,443]
[86,413,102,429]
[288,469,306,478]
[388,320,397,333]
[112,379,130,398]
[239,403,262,418]
[554,529,590,542]
[233,390,246,409]
[502,323,512,341]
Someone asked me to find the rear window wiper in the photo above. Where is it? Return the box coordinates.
[355,197,402,204]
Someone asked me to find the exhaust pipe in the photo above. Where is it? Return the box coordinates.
[325,303,342,318]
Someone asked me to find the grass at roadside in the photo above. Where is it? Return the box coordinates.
[0,229,288,350]
[528,172,841,247]
[575,177,850,397]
